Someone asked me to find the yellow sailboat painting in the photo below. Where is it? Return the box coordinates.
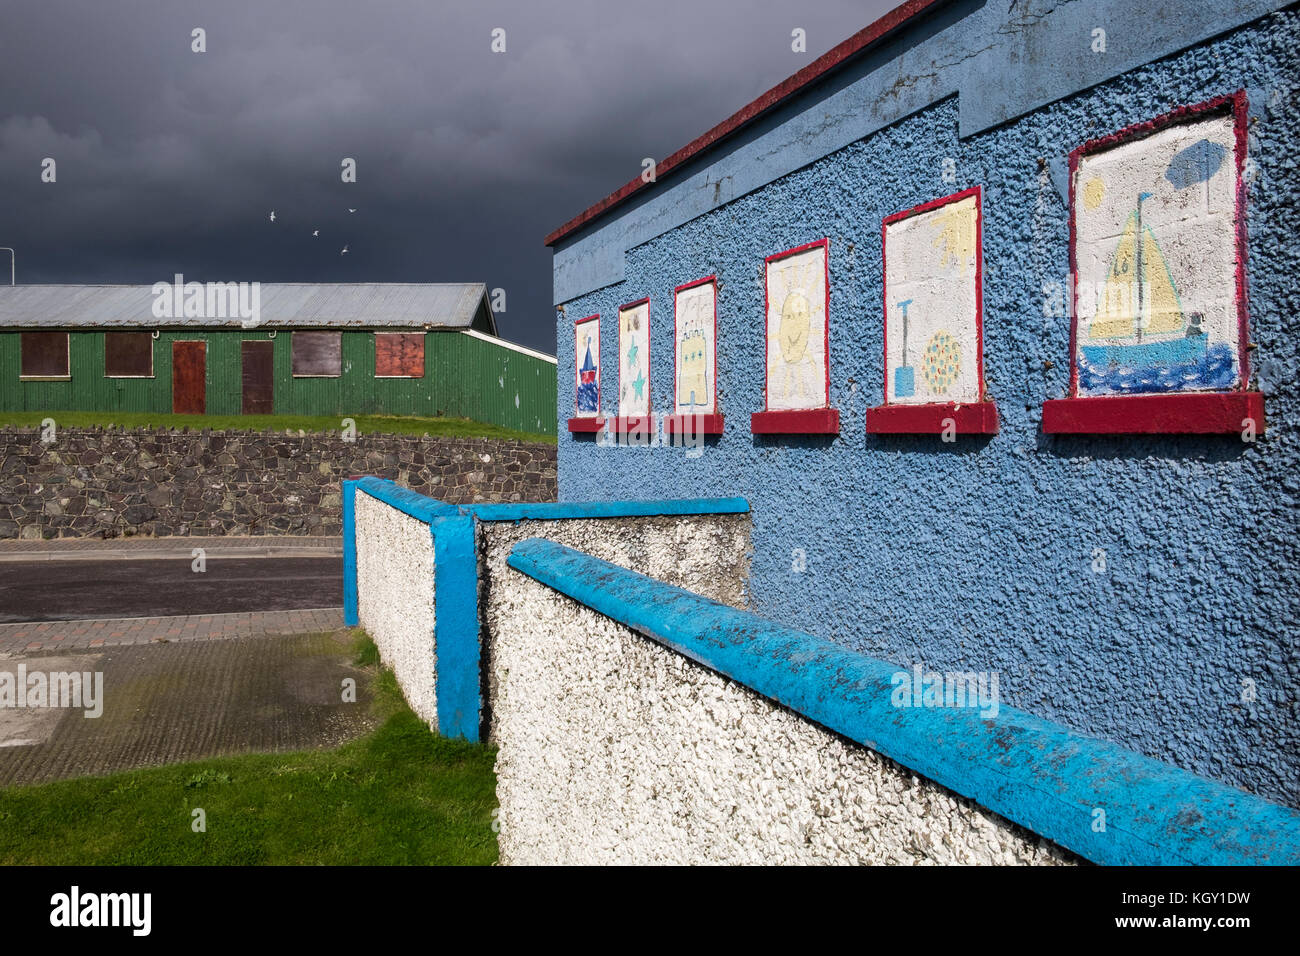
[1081,192,1207,369]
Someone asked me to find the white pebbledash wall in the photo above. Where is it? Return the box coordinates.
[354,489,438,728]
[478,518,1073,865]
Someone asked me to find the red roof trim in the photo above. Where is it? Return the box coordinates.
[544,0,951,247]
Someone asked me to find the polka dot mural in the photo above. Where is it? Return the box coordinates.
[922,330,962,394]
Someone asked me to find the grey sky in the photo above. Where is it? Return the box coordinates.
[0,0,895,351]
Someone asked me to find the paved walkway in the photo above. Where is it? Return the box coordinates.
[0,535,342,562]
[0,628,376,786]
[0,608,345,654]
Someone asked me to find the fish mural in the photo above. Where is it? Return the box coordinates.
[618,299,650,417]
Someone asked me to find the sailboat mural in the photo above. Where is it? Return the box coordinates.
[574,315,600,416]
[1081,191,1207,365]
[1072,107,1242,396]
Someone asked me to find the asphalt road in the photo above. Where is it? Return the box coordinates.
[0,556,343,623]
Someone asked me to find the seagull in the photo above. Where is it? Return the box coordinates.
[341,245,349,255]
[347,208,356,213]
[312,229,319,237]
[268,210,276,222]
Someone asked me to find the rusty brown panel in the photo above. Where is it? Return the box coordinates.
[291,331,341,376]
[104,332,153,377]
[172,341,206,414]
[20,332,69,377]
[374,332,425,377]
[240,340,274,414]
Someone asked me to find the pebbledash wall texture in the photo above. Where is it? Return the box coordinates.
[551,1,1300,808]
[354,492,439,725]
[0,426,556,537]
[477,517,1071,865]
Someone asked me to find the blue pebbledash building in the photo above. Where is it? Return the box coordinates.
[548,0,1299,810]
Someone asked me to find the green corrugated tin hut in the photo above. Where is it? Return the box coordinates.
[0,282,556,434]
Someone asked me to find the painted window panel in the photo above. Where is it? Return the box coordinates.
[617,299,650,417]
[883,190,982,405]
[292,331,343,377]
[1071,105,1242,396]
[764,240,829,411]
[20,331,69,378]
[674,277,717,416]
[374,332,425,378]
[104,332,153,377]
[573,314,600,416]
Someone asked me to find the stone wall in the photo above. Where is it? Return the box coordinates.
[0,427,557,539]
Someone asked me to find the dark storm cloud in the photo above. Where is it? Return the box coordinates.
[0,0,892,351]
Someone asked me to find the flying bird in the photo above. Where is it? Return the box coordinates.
[268,210,276,222]
[341,245,349,255]
[347,208,357,213]
[312,230,319,237]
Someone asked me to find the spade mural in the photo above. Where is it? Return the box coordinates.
[882,190,983,405]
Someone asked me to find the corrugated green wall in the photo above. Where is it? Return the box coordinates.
[0,329,556,434]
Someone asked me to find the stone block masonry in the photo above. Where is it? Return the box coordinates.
[0,426,557,539]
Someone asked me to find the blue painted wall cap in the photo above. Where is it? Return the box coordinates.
[505,537,1300,866]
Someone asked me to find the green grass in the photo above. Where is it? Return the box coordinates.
[0,633,499,865]
[0,409,555,444]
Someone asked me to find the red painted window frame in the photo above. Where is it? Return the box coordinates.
[567,313,603,433]
[664,274,724,437]
[1041,90,1263,435]
[867,186,998,435]
[612,296,653,435]
[751,238,838,435]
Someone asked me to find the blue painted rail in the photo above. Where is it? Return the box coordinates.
[507,536,1300,866]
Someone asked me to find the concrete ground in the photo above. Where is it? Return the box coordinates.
[0,535,365,787]
[0,607,345,653]
[0,626,375,786]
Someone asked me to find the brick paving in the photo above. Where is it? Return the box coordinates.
[0,607,345,654]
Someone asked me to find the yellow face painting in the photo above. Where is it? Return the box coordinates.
[764,243,828,411]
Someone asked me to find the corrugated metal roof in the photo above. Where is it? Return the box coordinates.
[0,283,495,331]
